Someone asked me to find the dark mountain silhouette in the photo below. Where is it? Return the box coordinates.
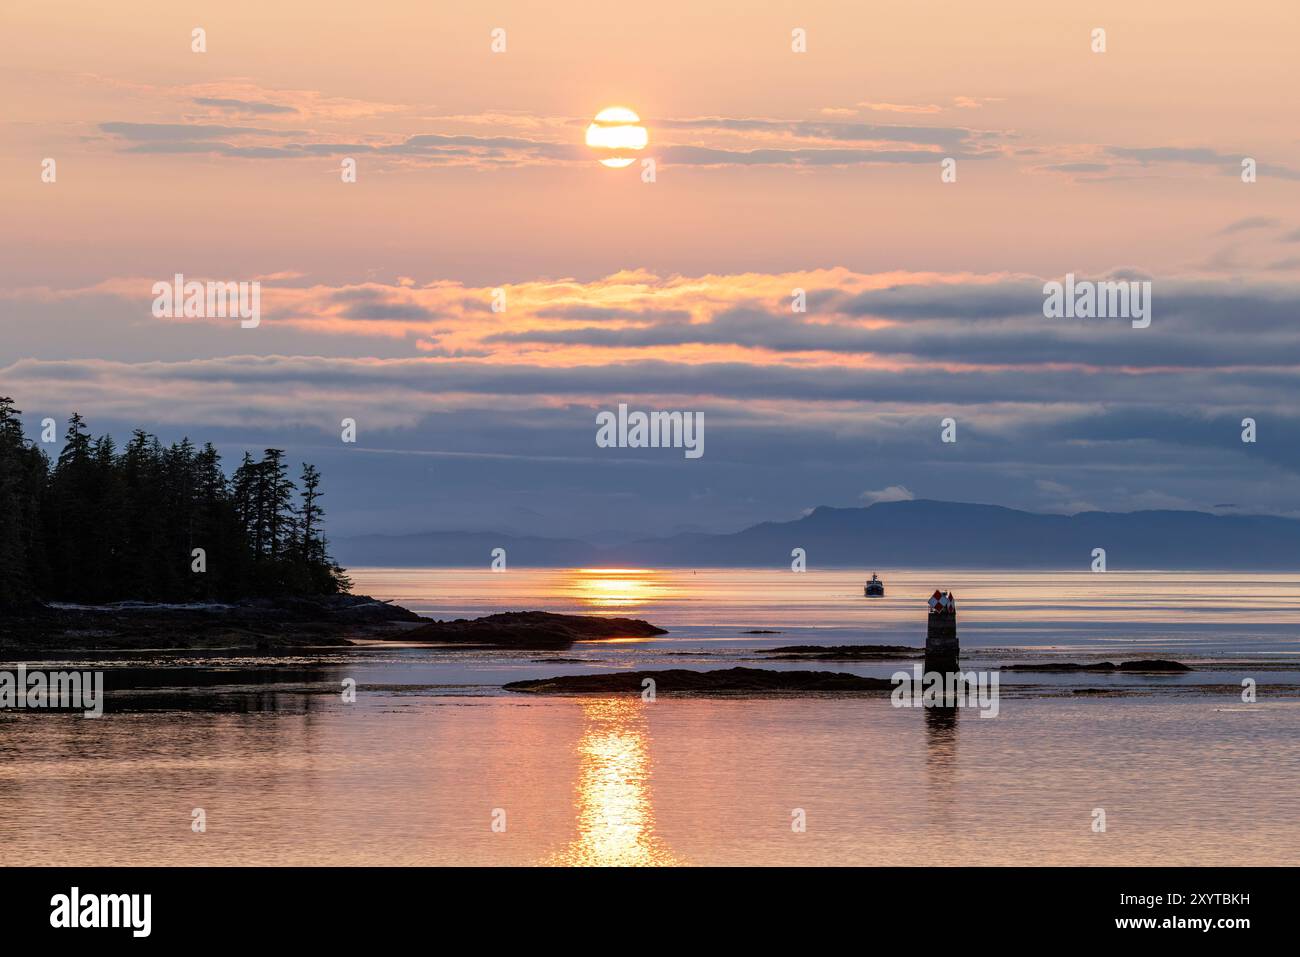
[333,499,1300,570]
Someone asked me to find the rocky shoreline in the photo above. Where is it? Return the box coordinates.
[0,595,427,651]
[505,666,896,695]
[402,611,667,649]
[1001,659,1192,672]
[0,602,668,653]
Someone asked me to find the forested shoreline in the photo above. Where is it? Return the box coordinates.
[0,397,350,607]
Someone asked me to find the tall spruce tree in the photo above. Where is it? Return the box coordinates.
[0,405,349,605]
[0,398,49,606]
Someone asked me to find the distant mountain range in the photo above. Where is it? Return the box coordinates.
[332,499,1300,570]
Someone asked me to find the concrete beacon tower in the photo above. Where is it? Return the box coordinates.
[925,590,959,672]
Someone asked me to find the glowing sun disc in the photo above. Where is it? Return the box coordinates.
[586,106,648,168]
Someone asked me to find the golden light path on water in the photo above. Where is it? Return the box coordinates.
[567,568,668,607]
[548,698,681,866]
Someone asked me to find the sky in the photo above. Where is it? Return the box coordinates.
[1,1,1298,540]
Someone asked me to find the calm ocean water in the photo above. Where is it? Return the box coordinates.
[2,568,1298,865]
[352,566,1300,655]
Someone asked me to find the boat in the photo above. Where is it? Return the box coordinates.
[864,574,885,597]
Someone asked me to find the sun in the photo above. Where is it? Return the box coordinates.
[585,106,648,168]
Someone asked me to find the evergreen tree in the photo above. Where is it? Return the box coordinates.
[0,398,48,605]
[259,449,296,565]
[297,463,350,595]
[0,404,350,605]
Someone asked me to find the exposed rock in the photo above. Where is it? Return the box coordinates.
[0,594,426,651]
[402,611,667,649]
[1003,659,1191,672]
[504,666,895,694]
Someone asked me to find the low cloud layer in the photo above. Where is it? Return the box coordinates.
[3,268,1298,535]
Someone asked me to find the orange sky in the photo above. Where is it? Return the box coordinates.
[2,1,1296,287]
[1,1,1298,533]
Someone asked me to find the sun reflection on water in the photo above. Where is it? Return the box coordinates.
[549,697,681,866]
[567,568,667,609]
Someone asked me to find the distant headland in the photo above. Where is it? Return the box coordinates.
[334,499,1300,570]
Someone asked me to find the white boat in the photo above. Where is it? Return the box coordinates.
[864,574,885,597]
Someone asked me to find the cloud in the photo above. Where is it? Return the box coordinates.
[193,97,298,115]
[331,288,441,322]
[656,117,992,150]
[856,102,943,114]
[839,281,1042,319]
[95,125,580,165]
[1108,146,1231,165]
[13,270,1300,375]
[471,273,1300,373]
[83,77,408,121]
[860,485,915,504]
[1215,216,1281,235]
[1032,147,1300,183]
[86,107,1018,170]
[659,146,957,167]
[1039,162,1110,174]
[534,305,693,323]
[7,267,1300,527]
[99,121,301,140]
[1106,146,1300,180]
